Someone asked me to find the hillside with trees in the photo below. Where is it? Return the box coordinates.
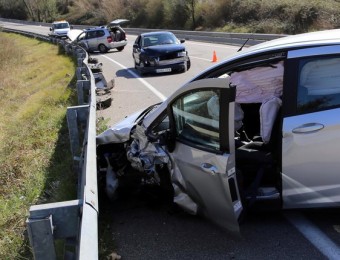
[1,0,340,34]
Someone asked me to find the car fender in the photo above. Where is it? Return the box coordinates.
[96,110,144,145]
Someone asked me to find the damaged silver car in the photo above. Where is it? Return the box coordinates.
[97,29,340,233]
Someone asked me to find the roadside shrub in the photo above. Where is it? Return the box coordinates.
[231,0,262,24]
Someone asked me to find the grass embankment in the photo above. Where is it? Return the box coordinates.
[0,32,77,259]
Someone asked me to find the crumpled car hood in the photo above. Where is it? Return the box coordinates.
[96,110,143,145]
[143,44,185,55]
[67,29,83,42]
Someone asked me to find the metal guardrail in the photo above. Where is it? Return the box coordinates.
[124,28,286,46]
[0,18,285,46]
[2,28,98,260]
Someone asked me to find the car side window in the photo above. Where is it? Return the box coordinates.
[297,57,340,113]
[86,31,97,39]
[171,89,221,151]
[134,36,141,46]
[97,30,105,38]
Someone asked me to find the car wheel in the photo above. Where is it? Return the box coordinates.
[98,44,108,53]
[116,46,124,51]
[182,59,190,73]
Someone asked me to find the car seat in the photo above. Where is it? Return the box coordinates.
[207,95,244,131]
[236,97,282,204]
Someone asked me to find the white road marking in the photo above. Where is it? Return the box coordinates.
[100,55,166,101]
[285,212,340,260]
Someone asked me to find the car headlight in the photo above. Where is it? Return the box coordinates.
[177,51,186,57]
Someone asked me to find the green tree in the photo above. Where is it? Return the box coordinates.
[186,0,197,29]
[0,0,27,19]
[22,0,57,22]
[124,0,148,27]
[164,0,189,29]
[145,0,165,28]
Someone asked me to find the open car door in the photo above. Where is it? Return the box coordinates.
[167,78,243,233]
[107,19,129,27]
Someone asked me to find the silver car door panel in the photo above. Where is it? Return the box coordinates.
[282,109,340,208]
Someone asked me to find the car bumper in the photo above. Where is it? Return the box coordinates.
[140,59,189,74]
[49,34,68,38]
[107,40,128,49]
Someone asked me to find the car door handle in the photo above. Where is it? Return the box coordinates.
[201,163,218,175]
[292,123,324,134]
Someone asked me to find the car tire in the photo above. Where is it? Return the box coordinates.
[116,46,124,51]
[182,59,191,73]
[98,44,108,53]
[187,58,191,71]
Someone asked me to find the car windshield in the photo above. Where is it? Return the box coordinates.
[54,23,69,29]
[142,33,178,47]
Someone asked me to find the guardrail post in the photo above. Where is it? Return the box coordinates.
[26,200,81,260]
[66,105,89,159]
[76,80,91,105]
[76,48,87,60]
[76,67,88,81]
[77,58,83,67]
[27,215,56,260]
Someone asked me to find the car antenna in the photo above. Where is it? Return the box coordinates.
[237,38,249,52]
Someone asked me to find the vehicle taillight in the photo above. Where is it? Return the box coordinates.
[107,36,112,43]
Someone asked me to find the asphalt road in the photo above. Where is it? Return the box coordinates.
[2,21,340,260]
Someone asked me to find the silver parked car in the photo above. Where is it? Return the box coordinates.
[75,19,128,53]
[97,29,340,233]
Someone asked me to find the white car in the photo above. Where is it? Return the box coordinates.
[97,29,340,233]
[49,20,72,38]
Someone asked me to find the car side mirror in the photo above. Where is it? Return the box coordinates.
[50,28,52,31]
[180,39,185,43]
[70,25,73,29]
[133,43,139,49]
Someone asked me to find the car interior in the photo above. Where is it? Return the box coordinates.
[227,60,285,207]
[109,27,126,42]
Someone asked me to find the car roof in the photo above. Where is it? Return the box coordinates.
[53,20,69,24]
[192,29,340,81]
[141,31,174,37]
[84,26,106,31]
[244,29,340,55]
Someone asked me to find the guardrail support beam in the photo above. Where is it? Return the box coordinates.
[76,67,88,81]
[27,200,82,260]
[76,80,91,105]
[27,215,56,260]
[67,105,89,158]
